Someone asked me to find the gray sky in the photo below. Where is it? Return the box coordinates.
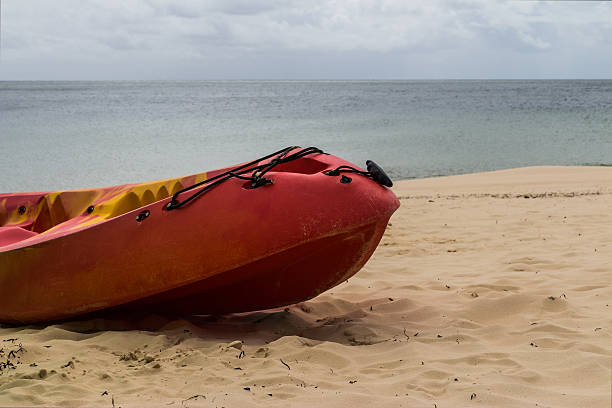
[1,0,611,80]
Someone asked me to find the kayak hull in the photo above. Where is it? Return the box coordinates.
[0,149,399,324]
[107,220,386,315]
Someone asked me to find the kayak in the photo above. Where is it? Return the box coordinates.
[0,147,399,324]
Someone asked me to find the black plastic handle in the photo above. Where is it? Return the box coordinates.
[366,160,393,187]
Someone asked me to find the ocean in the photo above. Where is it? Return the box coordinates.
[1,80,610,192]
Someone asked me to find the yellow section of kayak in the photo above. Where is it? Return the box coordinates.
[2,171,208,234]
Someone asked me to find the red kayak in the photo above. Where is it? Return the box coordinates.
[0,147,399,324]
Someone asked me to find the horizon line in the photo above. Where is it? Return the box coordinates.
[1,77,612,82]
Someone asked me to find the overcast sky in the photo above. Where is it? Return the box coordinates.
[0,0,611,80]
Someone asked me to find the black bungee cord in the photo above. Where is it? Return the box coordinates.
[164,146,392,211]
[165,146,324,210]
[324,160,393,188]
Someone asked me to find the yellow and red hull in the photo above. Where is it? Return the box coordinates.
[0,150,399,324]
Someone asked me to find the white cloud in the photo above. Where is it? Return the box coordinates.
[0,0,610,79]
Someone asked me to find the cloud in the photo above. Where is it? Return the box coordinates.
[1,0,610,79]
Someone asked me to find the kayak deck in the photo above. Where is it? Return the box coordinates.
[0,170,207,248]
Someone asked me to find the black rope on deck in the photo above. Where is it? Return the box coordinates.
[324,160,393,187]
[165,146,325,211]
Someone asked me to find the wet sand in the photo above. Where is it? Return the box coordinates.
[1,166,610,407]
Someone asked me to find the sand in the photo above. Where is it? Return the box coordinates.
[0,166,610,407]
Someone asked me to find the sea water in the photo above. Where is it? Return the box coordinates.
[0,80,611,192]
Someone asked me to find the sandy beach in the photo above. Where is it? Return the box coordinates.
[0,165,610,407]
